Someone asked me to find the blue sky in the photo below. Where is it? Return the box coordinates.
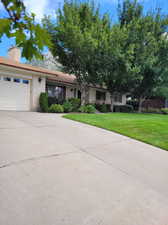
[0,0,168,61]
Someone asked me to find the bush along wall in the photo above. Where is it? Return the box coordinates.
[63,101,73,113]
[39,93,135,114]
[79,104,96,113]
[68,98,81,111]
[114,105,134,113]
[39,93,48,112]
[49,104,64,113]
[95,104,111,112]
[161,108,168,114]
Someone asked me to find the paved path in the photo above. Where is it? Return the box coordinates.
[0,111,168,225]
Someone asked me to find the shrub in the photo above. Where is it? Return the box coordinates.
[63,101,73,113]
[49,104,64,113]
[86,105,96,113]
[161,108,168,114]
[100,104,108,113]
[39,93,48,112]
[95,104,103,112]
[79,105,85,113]
[104,104,111,112]
[96,104,108,112]
[79,104,96,113]
[69,98,81,111]
[114,104,133,113]
[95,104,111,112]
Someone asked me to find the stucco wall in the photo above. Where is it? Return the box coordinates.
[106,92,111,104]
[31,76,46,111]
[89,87,126,105]
[115,94,127,105]
[66,86,76,100]
[89,87,112,104]
[89,88,96,104]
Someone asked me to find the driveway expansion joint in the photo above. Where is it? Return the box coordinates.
[0,151,78,170]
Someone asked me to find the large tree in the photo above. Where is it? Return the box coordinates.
[43,1,110,105]
[95,24,137,111]
[149,40,168,100]
[118,0,143,26]
[126,13,168,112]
[117,0,168,112]
[0,0,51,60]
[44,0,168,111]
[90,0,143,111]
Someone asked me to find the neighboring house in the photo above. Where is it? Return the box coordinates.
[0,47,126,111]
[26,51,63,72]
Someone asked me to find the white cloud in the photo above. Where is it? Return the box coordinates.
[24,0,49,20]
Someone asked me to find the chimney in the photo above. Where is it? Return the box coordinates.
[8,46,21,62]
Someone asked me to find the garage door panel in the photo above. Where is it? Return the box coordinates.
[0,78,30,111]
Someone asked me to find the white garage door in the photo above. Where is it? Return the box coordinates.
[0,76,31,111]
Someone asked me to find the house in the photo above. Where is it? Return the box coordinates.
[0,47,126,111]
[26,51,63,71]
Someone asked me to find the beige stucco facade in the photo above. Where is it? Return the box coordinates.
[88,87,126,105]
[31,76,46,111]
[65,85,76,99]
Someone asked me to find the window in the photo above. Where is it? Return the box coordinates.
[96,91,106,101]
[4,77,11,82]
[114,93,122,103]
[23,80,29,84]
[46,84,66,103]
[13,78,20,83]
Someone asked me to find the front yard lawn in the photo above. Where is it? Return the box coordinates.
[64,113,168,151]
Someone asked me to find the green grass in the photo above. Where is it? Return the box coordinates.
[63,113,168,151]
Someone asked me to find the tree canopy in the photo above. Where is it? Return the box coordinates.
[43,1,112,104]
[0,0,51,59]
[124,10,168,111]
[118,0,143,26]
[43,0,168,110]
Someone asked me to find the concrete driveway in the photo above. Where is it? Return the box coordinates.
[0,111,168,225]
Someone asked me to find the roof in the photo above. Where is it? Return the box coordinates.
[0,57,76,85]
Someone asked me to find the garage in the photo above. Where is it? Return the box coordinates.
[0,46,74,112]
[0,75,31,111]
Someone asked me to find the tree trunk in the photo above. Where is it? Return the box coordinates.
[81,88,86,106]
[110,94,114,112]
[85,86,89,104]
[138,97,145,113]
[80,84,89,106]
